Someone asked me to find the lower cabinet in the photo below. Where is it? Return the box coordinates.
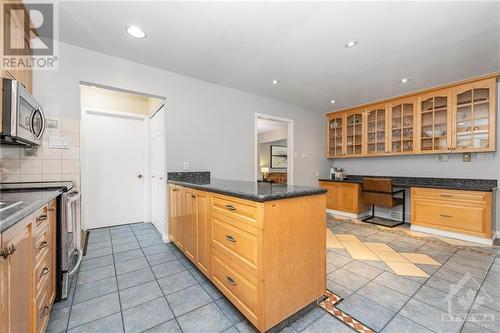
[0,199,57,333]
[411,187,493,239]
[319,181,369,214]
[168,185,326,332]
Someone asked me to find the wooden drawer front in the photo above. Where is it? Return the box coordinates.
[35,253,50,296]
[211,251,258,322]
[412,199,486,235]
[212,216,258,275]
[34,226,50,258]
[34,205,49,235]
[35,291,50,333]
[412,187,489,204]
[211,195,260,228]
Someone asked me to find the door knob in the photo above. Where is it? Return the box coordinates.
[138,174,143,179]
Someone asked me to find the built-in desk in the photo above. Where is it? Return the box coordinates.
[319,176,497,245]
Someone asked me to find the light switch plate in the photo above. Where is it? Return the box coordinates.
[48,136,71,149]
[477,153,493,160]
[436,154,448,162]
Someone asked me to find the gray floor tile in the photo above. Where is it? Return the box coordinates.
[52,278,76,310]
[157,270,198,295]
[413,285,474,314]
[301,313,356,333]
[117,266,156,290]
[289,307,325,332]
[143,319,182,333]
[73,276,118,304]
[113,241,140,253]
[139,238,164,248]
[77,265,116,285]
[113,248,144,263]
[88,233,111,244]
[468,303,500,332]
[490,264,500,274]
[485,271,500,286]
[188,268,209,283]
[151,259,186,278]
[122,297,174,333]
[80,255,114,272]
[426,275,481,296]
[146,251,177,266]
[179,257,196,269]
[235,320,259,333]
[46,306,71,333]
[389,238,427,252]
[342,261,384,280]
[381,314,435,333]
[440,261,488,280]
[86,240,112,251]
[361,259,391,272]
[373,271,421,296]
[177,302,233,333]
[143,244,176,256]
[400,298,464,333]
[336,293,395,332]
[201,280,224,300]
[111,235,137,245]
[216,298,245,324]
[476,280,500,312]
[68,292,121,328]
[84,246,113,259]
[166,284,213,317]
[68,313,123,333]
[356,281,410,312]
[364,232,400,243]
[119,280,164,309]
[327,268,369,291]
[326,252,353,267]
[327,280,355,298]
[461,321,494,333]
[115,257,149,275]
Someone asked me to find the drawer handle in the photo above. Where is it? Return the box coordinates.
[0,244,16,259]
[225,204,236,211]
[39,267,50,278]
[48,207,55,212]
[37,241,48,250]
[40,306,50,318]
[440,194,452,198]
[225,235,237,243]
[225,276,237,286]
[191,194,196,198]
[440,214,452,218]
[37,214,48,222]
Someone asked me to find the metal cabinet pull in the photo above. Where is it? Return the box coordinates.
[225,204,236,211]
[39,267,50,278]
[440,214,452,218]
[225,235,236,243]
[225,276,237,286]
[440,194,452,198]
[36,214,48,222]
[40,306,50,318]
[37,241,48,250]
[1,244,16,259]
[191,194,196,198]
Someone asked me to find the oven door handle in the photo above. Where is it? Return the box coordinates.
[68,247,83,277]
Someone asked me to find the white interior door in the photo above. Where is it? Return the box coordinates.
[84,110,146,229]
[149,107,167,237]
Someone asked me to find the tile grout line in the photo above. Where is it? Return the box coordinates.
[109,226,127,333]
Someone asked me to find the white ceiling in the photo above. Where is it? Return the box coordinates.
[257,118,287,134]
[59,1,500,112]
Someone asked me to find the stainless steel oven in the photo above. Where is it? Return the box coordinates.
[1,78,45,146]
[60,189,82,299]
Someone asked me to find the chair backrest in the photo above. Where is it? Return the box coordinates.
[362,178,395,208]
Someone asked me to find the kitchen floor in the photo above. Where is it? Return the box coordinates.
[46,218,500,333]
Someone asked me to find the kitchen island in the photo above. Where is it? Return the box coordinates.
[167,173,327,332]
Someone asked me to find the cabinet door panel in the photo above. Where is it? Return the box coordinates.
[389,98,416,154]
[195,191,210,276]
[366,105,387,155]
[345,111,364,157]
[418,89,452,153]
[183,189,197,261]
[327,114,344,157]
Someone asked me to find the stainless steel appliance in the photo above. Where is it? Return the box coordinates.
[60,188,82,299]
[1,78,45,146]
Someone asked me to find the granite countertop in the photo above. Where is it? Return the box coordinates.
[168,178,327,202]
[319,175,497,192]
[0,181,74,233]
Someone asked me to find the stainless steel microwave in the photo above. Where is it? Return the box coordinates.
[1,78,45,146]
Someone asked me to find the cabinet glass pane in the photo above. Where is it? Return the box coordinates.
[421,96,448,151]
[392,102,414,153]
[367,108,385,154]
[329,117,343,156]
[346,113,363,155]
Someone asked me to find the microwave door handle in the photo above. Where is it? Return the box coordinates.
[37,108,45,139]
[29,109,36,138]
[30,108,45,140]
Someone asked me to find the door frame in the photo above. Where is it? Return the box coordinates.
[80,108,149,230]
[254,113,294,185]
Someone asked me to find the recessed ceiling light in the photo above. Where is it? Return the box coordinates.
[272,79,280,85]
[400,78,409,84]
[126,25,146,39]
[344,40,358,48]
[330,99,336,104]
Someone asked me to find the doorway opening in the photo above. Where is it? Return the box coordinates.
[255,114,294,185]
[79,83,165,235]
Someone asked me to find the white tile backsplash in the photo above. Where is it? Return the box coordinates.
[61,118,80,133]
[20,174,42,182]
[62,159,80,174]
[0,147,20,159]
[41,144,62,160]
[20,159,42,174]
[42,159,62,174]
[62,147,80,160]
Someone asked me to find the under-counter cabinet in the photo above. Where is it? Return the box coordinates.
[168,184,326,332]
[319,181,369,216]
[0,199,57,333]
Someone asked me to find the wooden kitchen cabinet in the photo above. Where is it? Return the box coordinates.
[345,109,365,157]
[195,190,210,276]
[388,97,417,154]
[327,113,345,158]
[182,187,197,262]
[319,181,369,215]
[168,185,183,250]
[365,103,388,155]
[417,88,452,153]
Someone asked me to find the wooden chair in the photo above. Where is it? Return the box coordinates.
[361,178,406,227]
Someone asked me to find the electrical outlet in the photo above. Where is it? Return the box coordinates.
[477,153,493,160]
[183,162,189,170]
[463,153,471,162]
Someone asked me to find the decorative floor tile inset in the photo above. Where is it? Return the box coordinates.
[319,290,375,333]
[326,229,344,249]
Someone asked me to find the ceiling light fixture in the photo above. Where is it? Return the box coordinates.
[330,99,336,104]
[272,79,280,85]
[400,78,409,84]
[126,25,146,39]
[344,40,358,48]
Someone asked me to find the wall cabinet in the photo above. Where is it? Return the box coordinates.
[326,75,498,158]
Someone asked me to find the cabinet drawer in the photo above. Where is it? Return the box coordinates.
[211,251,258,322]
[211,215,258,275]
[35,253,50,296]
[34,226,50,259]
[211,194,260,228]
[412,187,489,203]
[34,205,49,235]
[35,291,51,333]
[412,199,487,235]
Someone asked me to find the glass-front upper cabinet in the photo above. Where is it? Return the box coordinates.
[452,78,496,152]
[365,104,388,155]
[345,110,364,156]
[389,97,416,154]
[418,89,452,153]
[328,113,345,157]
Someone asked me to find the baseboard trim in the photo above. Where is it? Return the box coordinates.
[326,209,370,219]
[161,233,170,243]
[411,225,495,246]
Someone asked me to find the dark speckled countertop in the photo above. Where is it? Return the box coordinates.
[0,182,74,233]
[319,175,497,192]
[167,177,326,202]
